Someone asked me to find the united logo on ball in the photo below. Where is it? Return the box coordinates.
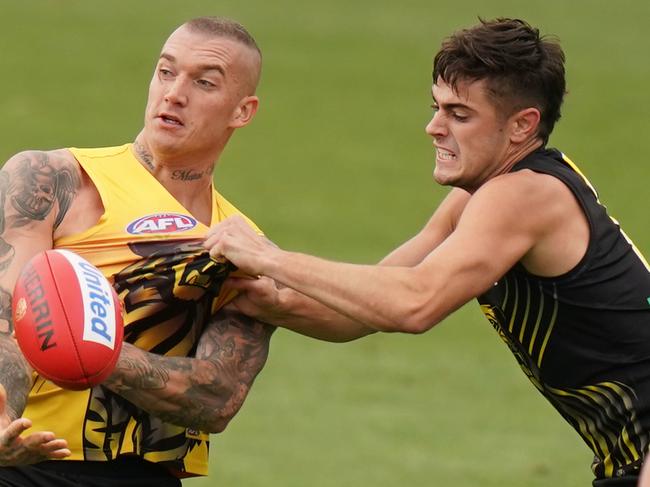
[12,249,124,390]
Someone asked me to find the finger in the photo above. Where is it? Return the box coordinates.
[40,438,69,451]
[1,418,32,444]
[40,439,71,459]
[46,448,72,459]
[204,239,224,259]
[202,233,219,250]
[21,431,59,448]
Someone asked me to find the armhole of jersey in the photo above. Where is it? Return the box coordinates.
[55,149,112,246]
[519,164,598,282]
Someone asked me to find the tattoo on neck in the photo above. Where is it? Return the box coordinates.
[134,142,155,171]
[171,169,210,181]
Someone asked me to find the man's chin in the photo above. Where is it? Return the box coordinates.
[432,170,457,187]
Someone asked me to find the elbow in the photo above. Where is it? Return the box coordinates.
[205,415,232,434]
[392,315,437,335]
[202,386,250,434]
[378,296,444,335]
[202,408,237,434]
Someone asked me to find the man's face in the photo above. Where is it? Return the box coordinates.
[425,77,514,192]
[143,26,259,160]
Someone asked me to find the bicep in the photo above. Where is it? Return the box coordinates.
[414,180,544,320]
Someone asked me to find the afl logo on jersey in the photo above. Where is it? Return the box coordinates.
[126,213,198,234]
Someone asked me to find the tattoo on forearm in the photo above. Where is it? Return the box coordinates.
[0,287,12,332]
[6,152,80,229]
[0,332,32,421]
[108,311,274,431]
[115,352,171,390]
[133,141,155,171]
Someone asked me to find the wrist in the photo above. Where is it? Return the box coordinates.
[259,246,288,280]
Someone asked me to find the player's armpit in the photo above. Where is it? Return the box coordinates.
[104,310,274,433]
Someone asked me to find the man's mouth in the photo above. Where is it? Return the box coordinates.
[159,113,183,126]
[436,148,456,160]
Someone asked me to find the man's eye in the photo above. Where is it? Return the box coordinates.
[197,79,215,88]
[452,112,468,122]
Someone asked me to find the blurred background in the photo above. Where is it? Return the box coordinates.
[1,1,648,485]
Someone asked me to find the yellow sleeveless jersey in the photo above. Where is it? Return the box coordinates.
[21,144,261,477]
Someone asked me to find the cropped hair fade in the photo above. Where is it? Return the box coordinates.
[184,16,261,58]
[433,18,566,142]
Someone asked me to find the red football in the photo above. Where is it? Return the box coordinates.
[12,249,124,390]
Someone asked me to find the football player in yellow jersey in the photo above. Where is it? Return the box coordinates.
[0,17,274,486]
[206,18,650,487]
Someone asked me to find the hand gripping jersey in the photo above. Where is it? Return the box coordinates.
[478,148,650,480]
[21,144,261,477]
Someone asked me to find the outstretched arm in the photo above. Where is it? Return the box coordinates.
[205,174,575,334]
[212,188,471,340]
[104,310,275,433]
[225,276,375,342]
[0,150,82,464]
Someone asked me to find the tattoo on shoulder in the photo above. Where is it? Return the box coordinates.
[0,173,15,276]
[6,152,81,229]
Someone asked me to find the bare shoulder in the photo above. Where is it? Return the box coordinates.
[468,169,577,225]
[0,149,83,231]
[465,169,589,276]
[3,149,80,175]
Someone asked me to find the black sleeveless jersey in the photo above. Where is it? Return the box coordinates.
[477,148,650,479]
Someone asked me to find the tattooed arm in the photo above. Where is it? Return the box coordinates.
[104,310,275,433]
[0,150,82,464]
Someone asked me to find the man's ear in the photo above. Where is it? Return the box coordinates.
[230,96,259,128]
[510,107,541,143]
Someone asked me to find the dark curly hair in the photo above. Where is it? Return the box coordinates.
[433,18,566,142]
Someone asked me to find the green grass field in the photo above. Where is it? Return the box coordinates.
[1,1,649,485]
